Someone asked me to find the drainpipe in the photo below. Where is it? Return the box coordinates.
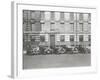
[76,13,78,47]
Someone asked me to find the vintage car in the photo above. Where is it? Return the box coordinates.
[32,46,40,55]
[85,46,91,53]
[72,47,79,54]
[44,47,53,54]
[57,46,66,54]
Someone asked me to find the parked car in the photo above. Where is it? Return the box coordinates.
[39,46,45,55]
[72,47,79,54]
[85,46,91,53]
[32,46,40,55]
[76,45,86,54]
[44,46,53,54]
[57,46,66,54]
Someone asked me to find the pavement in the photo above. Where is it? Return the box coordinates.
[23,54,91,69]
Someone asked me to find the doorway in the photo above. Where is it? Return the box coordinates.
[50,35,55,48]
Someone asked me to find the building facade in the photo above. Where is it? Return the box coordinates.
[23,10,91,50]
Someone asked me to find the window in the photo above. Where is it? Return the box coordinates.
[79,13,83,20]
[34,11,41,21]
[55,12,60,21]
[50,23,55,31]
[88,23,91,32]
[26,22,31,31]
[79,23,83,32]
[32,23,35,31]
[60,23,65,32]
[24,34,29,41]
[88,13,91,21]
[32,22,41,31]
[35,36,40,42]
[41,23,45,31]
[27,10,31,20]
[31,11,35,19]
[60,12,64,20]
[83,13,88,21]
[31,35,40,42]
[23,22,27,31]
[70,23,74,32]
[79,35,83,42]
[31,35,36,42]
[51,11,55,20]
[70,35,74,42]
[40,35,45,42]
[84,23,88,31]
[45,12,51,20]
[23,10,28,20]
[70,12,74,20]
[60,35,65,42]
[40,11,44,20]
[88,35,91,41]
[64,13,70,21]
[23,10,31,31]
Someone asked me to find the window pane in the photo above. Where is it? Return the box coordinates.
[32,24,35,31]
[84,23,88,31]
[34,11,41,20]
[64,13,70,21]
[79,13,83,20]
[84,35,88,41]
[41,23,44,31]
[56,34,60,41]
[70,35,74,41]
[55,12,60,21]
[88,13,91,21]
[40,36,45,42]
[83,13,88,21]
[23,10,28,20]
[31,35,36,42]
[31,35,40,42]
[23,23,27,31]
[40,11,44,20]
[27,11,31,20]
[51,11,55,20]
[24,34,29,41]
[79,35,83,42]
[79,23,83,32]
[45,12,50,20]
[25,22,31,31]
[32,22,41,31]
[88,23,91,32]
[70,23,74,32]
[70,12,74,20]
[50,23,55,31]
[60,12,64,20]
[88,35,91,41]
[31,11,35,19]
[60,35,65,42]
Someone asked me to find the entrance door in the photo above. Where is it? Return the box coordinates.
[50,35,55,48]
